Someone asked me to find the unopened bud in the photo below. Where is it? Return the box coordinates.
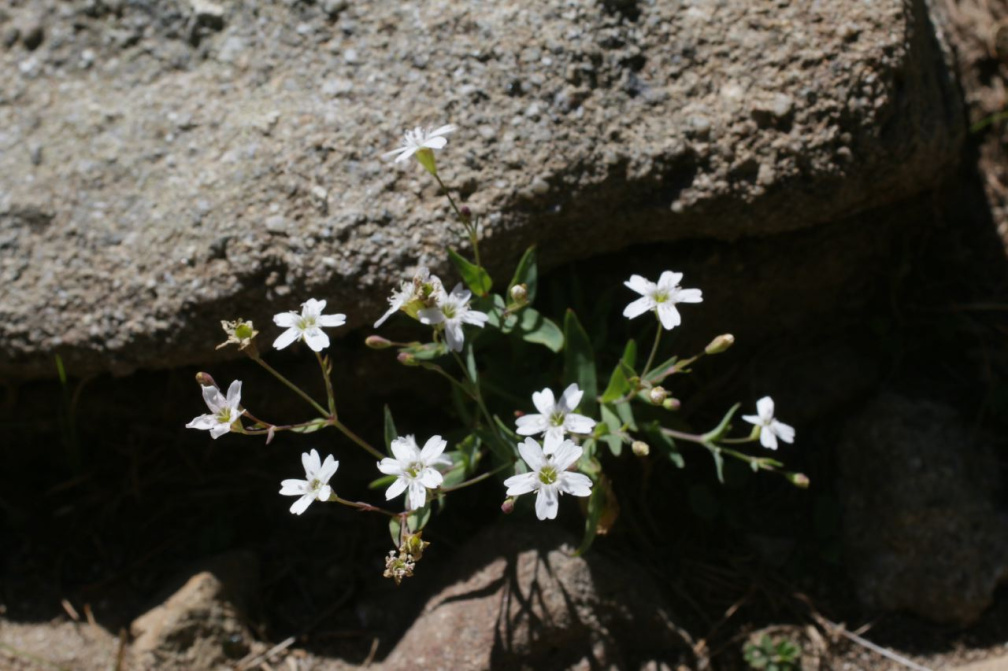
[501,497,515,514]
[365,335,393,350]
[662,397,681,411]
[705,333,735,355]
[648,386,668,404]
[509,283,528,303]
[397,352,418,366]
[788,472,810,489]
[195,371,217,387]
[460,205,472,220]
[631,440,650,457]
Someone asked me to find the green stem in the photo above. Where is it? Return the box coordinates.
[434,172,482,266]
[641,324,663,379]
[332,420,385,460]
[251,355,329,418]
[315,351,338,418]
[451,349,511,455]
[440,462,512,493]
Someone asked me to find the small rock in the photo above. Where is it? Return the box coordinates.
[130,552,259,671]
[190,0,225,30]
[22,23,43,51]
[838,394,1008,626]
[378,526,692,671]
[2,27,19,49]
[322,0,348,18]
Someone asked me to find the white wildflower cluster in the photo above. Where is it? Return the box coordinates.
[184,121,803,587]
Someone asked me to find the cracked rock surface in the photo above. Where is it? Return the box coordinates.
[0,0,962,378]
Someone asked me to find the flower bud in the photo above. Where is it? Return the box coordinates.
[195,371,217,387]
[415,147,438,176]
[365,335,393,350]
[509,283,528,303]
[648,386,668,404]
[501,497,515,514]
[397,352,418,366]
[460,205,472,221]
[788,472,810,489]
[631,440,650,457]
[662,397,681,411]
[705,333,735,355]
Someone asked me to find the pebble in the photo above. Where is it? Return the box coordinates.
[22,23,43,51]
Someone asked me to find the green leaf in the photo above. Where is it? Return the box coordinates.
[369,474,398,490]
[642,422,684,468]
[383,405,398,453]
[389,517,401,546]
[644,354,679,383]
[289,418,329,434]
[402,341,448,361]
[508,245,538,303]
[575,481,606,556]
[448,248,492,296]
[563,310,597,417]
[515,307,563,352]
[406,505,431,533]
[711,448,725,484]
[54,355,67,386]
[702,402,741,444]
[599,405,624,457]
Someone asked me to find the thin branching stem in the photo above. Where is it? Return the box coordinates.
[250,355,329,417]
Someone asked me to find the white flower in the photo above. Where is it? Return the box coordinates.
[374,267,441,328]
[742,396,796,450]
[622,271,703,331]
[515,383,596,446]
[186,380,244,439]
[382,124,457,163]
[504,437,593,520]
[273,298,347,352]
[377,435,451,510]
[279,449,339,515]
[418,283,489,352]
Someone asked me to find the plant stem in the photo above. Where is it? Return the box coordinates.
[332,420,385,460]
[440,462,511,493]
[315,351,338,418]
[433,172,482,267]
[641,323,663,379]
[250,355,329,418]
[331,495,398,518]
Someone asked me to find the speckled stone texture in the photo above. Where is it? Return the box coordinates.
[0,0,962,378]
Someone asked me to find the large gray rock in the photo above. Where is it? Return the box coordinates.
[838,393,1008,626]
[0,0,962,378]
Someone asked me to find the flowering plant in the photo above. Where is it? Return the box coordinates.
[188,124,806,582]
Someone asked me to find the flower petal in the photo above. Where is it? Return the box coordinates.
[318,455,339,484]
[656,302,681,330]
[564,413,596,435]
[390,436,419,463]
[290,494,314,515]
[422,135,448,150]
[186,414,216,430]
[225,380,242,406]
[551,440,583,471]
[676,288,703,303]
[428,124,457,138]
[622,296,654,320]
[759,428,778,450]
[209,423,231,439]
[461,310,489,327]
[316,484,332,502]
[624,275,652,296]
[279,479,308,496]
[407,481,427,510]
[419,435,447,462]
[517,437,546,471]
[378,458,405,476]
[756,396,775,422]
[504,472,538,496]
[201,385,224,412]
[531,388,555,416]
[542,432,564,455]
[558,472,593,497]
[304,449,321,476]
[385,477,408,501]
[741,413,761,427]
[444,322,465,351]
[318,313,346,328]
[658,271,683,290]
[417,468,442,489]
[771,420,795,444]
[417,307,445,325]
[303,328,330,352]
[273,311,298,328]
[515,414,548,436]
[273,327,300,350]
[302,298,326,316]
[559,383,583,413]
[374,306,398,328]
[535,485,559,520]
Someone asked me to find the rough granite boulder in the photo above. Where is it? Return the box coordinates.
[0,0,962,378]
